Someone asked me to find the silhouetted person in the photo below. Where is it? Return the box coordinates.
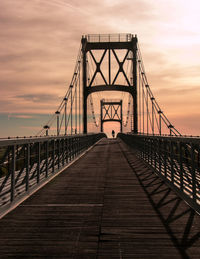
[112,130,115,138]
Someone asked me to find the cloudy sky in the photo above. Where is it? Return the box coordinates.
[0,0,200,137]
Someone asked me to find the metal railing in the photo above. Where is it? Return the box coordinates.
[118,133,200,214]
[0,133,105,211]
[85,33,134,43]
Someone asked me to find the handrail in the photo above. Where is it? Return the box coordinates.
[0,133,101,146]
[0,133,106,215]
[118,133,200,214]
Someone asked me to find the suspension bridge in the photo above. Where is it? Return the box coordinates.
[0,34,200,258]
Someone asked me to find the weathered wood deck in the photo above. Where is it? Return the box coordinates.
[0,138,200,258]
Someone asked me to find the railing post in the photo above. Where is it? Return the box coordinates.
[143,137,145,160]
[158,138,161,174]
[76,137,79,155]
[73,138,75,159]
[87,136,89,149]
[11,145,16,202]
[145,138,148,161]
[46,141,49,178]
[158,111,162,135]
[77,137,79,156]
[62,139,65,166]
[75,137,77,157]
[37,142,40,183]
[72,137,74,158]
[179,141,183,191]
[55,111,60,136]
[52,140,55,173]
[64,138,67,164]
[151,138,153,166]
[164,140,167,178]
[191,143,196,202]
[66,138,69,163]
[170,140,174,183]
[58,139,60,169]
[80,137,83,153]
[154,138,157,170]
[71,138,73,159]
[69,138,72,161]
[26,144,30,192]
[74,137,76,157]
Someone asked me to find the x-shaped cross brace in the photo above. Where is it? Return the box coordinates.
[112,49,131,86]
[103,104,121,120]
[89,50,108,86]
[88,49,131,87]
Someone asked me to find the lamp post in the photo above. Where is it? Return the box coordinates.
[43,125,50,136]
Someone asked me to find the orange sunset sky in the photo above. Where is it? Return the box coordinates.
[0,0,200,137]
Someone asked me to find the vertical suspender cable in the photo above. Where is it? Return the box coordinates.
[79,62,81,134]
[158,111,162,135]
[138,61,141,133]
[70,85,73,134]
[152,99,154,135]
[75,79,77,134]
[64,97,67,135]
[142,78,144,133]
[146,86,148,135]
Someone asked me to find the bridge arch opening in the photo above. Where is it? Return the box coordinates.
[86,91,134,134]
[103,121,121,138]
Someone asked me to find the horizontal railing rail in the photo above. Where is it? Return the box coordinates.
[118,133,200,214]
[0,133,106,212]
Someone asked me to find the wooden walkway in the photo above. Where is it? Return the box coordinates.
[0,138,200,258]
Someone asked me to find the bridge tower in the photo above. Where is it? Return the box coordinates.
[100,99,123,133]
[81,34,138,134]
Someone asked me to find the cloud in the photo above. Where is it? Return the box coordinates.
[155,86,200,96]
[16,94,61,103]
[8,114,34,119]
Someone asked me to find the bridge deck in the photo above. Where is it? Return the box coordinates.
[0,138,200,258]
